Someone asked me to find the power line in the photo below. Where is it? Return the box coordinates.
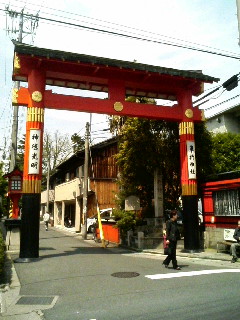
[193,73,240,107]
[0,7,239,59]
[1,0,239,58]
[200,94,240,112]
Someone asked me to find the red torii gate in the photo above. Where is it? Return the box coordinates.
[12,41,219,260]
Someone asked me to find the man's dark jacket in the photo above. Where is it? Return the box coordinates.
[166,220,180,242]
[233,228,240,243]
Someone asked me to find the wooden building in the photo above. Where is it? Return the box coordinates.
[41,137,118,232]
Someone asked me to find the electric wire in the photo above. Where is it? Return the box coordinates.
[0,6,240,59]
[1,1,239,58]
[193,73,240,107]
[200,94,240,112]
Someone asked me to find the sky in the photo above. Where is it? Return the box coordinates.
[0,0,239,164]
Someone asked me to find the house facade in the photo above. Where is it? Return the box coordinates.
[202,103,240,248]
[205,103,240,134]
[41,137,119,232]
[201,171,240,248]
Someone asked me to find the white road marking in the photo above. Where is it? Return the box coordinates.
[145,269,240,280]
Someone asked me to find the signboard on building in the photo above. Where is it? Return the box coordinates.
[125,195,140,211]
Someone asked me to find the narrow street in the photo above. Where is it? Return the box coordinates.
[6,225,240,320]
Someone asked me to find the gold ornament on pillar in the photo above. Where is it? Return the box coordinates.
[179,122,194,135]
[182,184,197,196]
[114,102,123,112]
[13,53,21,73]
[12,88,19,105]
[185,109,193,119]
[27,107,44,123]
[32,91,43,103]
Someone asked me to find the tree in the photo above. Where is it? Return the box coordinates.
[211,132,240,173]
[114,114,213,215]
[16,134,25,171]
[71,133,85,153]
[41,131,72,188]
[0,163,8,217]
[115,118,181,212]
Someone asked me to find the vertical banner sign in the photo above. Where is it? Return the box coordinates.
[28,129,41,174]
[187,141,196,179]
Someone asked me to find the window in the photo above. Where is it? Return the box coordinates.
[213,189,240,216]
[10,177,22,190]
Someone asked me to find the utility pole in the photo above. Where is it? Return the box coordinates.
[237,0,240,46]
[82,122,90,239]
[9,10,23,172]
[5,7,39,171]
[46,153,50,213]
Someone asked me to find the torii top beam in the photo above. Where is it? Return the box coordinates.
[12,41,219,122]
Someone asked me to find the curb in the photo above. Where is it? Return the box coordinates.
[0,253,21,314]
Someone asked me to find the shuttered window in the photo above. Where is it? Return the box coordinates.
[213,189,240,216]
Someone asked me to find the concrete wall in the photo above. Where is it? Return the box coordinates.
[204,227,224,249]
[41,189,54,203]
[224,114,240,133]
[206,114,240,134]
[55,178,81,201]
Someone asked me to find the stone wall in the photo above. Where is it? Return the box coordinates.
[204,227,224,249]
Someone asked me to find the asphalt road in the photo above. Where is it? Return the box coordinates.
[12,225,240,320]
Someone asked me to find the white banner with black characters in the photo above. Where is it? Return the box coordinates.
[186,141,196,179]
[28,129,41,174]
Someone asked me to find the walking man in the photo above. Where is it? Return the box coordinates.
[43,211,50,231]
[231,220,240,263]
[162,210,181,270]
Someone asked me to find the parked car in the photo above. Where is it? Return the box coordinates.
[87,208,114,233]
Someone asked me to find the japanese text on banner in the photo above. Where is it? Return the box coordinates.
[28,129,41,174]
[187,141,196,179]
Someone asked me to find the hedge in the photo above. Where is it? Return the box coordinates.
[0,231,5,276]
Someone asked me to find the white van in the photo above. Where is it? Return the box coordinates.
[87,208,114,233]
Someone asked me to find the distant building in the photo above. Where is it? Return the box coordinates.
[201,102,240,248]
[40,137,119,232]
[205,103,240,134]
[201,171,240,249]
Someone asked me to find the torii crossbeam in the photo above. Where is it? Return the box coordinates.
[12,41,219,260]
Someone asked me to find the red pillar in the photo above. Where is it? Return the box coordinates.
[178,91,200,251]
[9,194,21,219]
[17,68,45,261]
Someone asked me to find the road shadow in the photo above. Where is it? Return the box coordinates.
[0,254,13,285]
[40,245,132,259]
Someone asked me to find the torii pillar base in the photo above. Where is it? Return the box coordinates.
[182,195,200,252]
[18,194,40,260]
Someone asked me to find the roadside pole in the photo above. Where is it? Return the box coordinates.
[9,10,23,171]
[81,122,90,239]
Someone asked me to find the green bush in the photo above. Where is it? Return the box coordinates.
[113,209,142,237]
[0,231,5,276]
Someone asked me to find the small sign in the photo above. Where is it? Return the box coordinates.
[125,195,140,211]
[28,129,41,174]
[186,141,196,179]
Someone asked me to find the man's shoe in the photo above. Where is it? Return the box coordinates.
[174,267,181,270]
[231,257,237,263]
[162,263,168,268]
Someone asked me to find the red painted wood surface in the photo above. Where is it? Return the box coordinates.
[97,223,120,244]
[202,178,240,228]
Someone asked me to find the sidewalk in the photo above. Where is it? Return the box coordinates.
[0,225,238,319]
